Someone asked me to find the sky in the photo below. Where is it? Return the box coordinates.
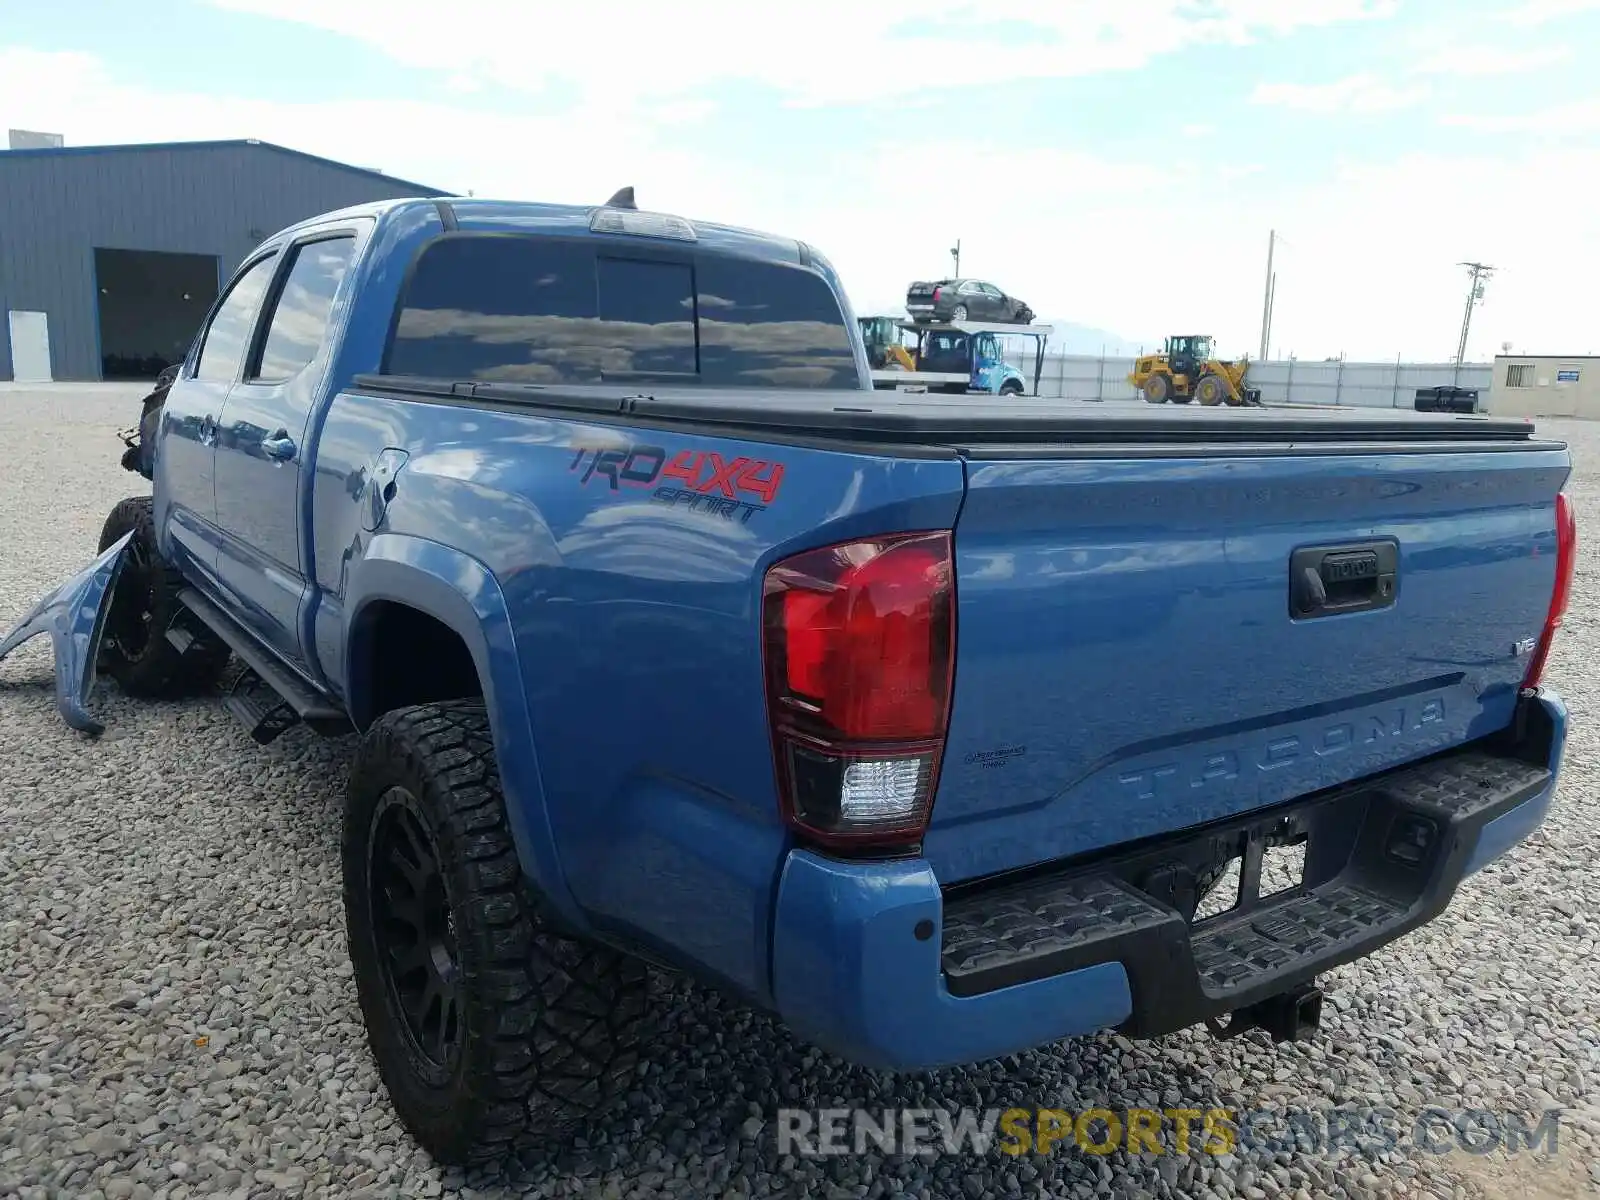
[2,0,1598,361]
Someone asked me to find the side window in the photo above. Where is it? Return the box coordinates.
[195,254,278,382]
[252,236,356,382]
[386,237,598,383]
[696,258,856,388]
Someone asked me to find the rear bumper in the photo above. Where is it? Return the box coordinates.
[770,690,1565,1070]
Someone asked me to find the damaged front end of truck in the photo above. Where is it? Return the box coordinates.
[0,366,183,735]
[0,532,134,736]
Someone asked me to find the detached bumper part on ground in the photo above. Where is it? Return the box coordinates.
[772,690,1566,1071]
[0,531,131,735]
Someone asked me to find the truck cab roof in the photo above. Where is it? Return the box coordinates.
[260,196,813,268]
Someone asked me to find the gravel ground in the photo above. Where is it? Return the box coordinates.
[0,385,1596,1200]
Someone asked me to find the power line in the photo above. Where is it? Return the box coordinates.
[1455,262,1495,365]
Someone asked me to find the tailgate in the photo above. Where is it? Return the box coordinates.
[927,442,1570,884]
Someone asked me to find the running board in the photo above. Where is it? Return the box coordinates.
[176,588,351,737]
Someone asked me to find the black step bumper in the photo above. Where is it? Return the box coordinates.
[940,722,1558,1038]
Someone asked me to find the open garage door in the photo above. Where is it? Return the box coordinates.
[94,248,219,380]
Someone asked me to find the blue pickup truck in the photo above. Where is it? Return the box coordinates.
[0,194,1577,1165]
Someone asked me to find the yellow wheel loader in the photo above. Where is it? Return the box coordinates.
[859,316,917,372]
[1128,335,1261,407]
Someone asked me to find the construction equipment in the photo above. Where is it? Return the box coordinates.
[858,315,917,371]
[1128,335,1262,407]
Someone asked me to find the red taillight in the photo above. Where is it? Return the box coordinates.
[933,287,942,303]
[1522,491,1577,691]
[763,532,955,849]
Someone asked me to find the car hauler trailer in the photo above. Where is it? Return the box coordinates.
[870,319,1053,396]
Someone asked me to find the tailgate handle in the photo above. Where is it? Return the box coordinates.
[1290,542,1397,619]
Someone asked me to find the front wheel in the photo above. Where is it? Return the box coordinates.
[1142,375,1171,404]
[999,381,1024,396]
[344,701,649,1165]
[1195,374,1229,406]
[97,497,229,696]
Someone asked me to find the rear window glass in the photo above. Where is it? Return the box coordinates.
[595,257,696,377]
[384,234,856,388]
[696,257,857,389]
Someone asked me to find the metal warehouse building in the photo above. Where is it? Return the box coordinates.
[0,139,441,382]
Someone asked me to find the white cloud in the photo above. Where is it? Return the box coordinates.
[1251,74,1430,114]
[1412,44,1572,74]
[1441,98,1600,134]
[0,46,742,210]
[1502,0,1600,24]
[4,30,1596,365]
[203,0,1395,107]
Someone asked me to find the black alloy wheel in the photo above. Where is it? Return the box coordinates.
[368,785,463,1075]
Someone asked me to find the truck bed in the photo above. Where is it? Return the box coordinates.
[358,375,1546,453]
[345,369,1567,911]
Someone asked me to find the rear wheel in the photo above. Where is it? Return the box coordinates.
[345,702,648,1165]
[96,497,229,697]
[951,304,969,322]
[1195,374,1229,406]
[1142,375,1171,404]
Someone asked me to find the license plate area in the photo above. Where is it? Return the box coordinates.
[1193,841,1310,922]
[1103,792,1359,927]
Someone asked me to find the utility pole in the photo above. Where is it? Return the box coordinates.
[1263,272,1277,361]
[1455,261,1495,364]
[1258,229,1277,361]
[950,239,961,277]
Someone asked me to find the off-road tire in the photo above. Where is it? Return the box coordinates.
[96,497,229,697]
[344,701,648,1165]
[1195,374,1228,406]
[1142,375,1171,404]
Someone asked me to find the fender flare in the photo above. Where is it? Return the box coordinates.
[0,532,132,736]
[344,533,585,931]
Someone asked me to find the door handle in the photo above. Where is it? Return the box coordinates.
[262,432,297,462]
[1289,542,1398,619]
[199,415,217,446]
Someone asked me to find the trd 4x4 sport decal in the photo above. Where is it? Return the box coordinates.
[569,444,785,524]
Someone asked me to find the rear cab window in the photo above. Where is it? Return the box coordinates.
[384,234,857,389]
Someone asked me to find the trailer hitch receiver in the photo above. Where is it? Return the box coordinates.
[1207,981,1324,1043]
